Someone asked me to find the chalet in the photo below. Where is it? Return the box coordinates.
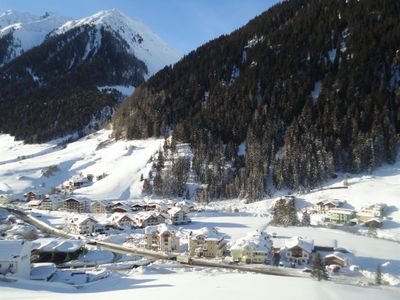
[230,231,272,264]
[41,194,63,211]
[324,252,351,267]
[110,202,132,213]
[0,240,31,279]
[109,213,136,228]
[62,174,91,191]
[363,218,383,228]
[314,199,345,213]
[142,224,180,252]
[284,236,314,264]
[27,199,42,209]
[313,239,337,253]
[146,202,168,212]
[189,228,227,258]
[167,207,191,225]
[24,191,39,202]
[131,203,146,212]
[360,203,387,219]
[175,200,194,213]
[91,200,113,214]
[326,208,356,224]
[62,197,90,213]
[68,215,98,235]
[133,211,167,228]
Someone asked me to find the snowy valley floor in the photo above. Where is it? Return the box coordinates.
[1,132,400,298]
[1,268,399,300]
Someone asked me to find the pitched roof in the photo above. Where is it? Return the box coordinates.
[69,214,98,225]
[144,223,176,235]
[110,213,135,223]
[285,236,314,252]
[230,230,272,252]
[316,199,344,206]
[190,227,225,241]
[168,207,183,216]
[134,211,163,221]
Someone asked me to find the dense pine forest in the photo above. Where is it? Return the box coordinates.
[113,0,400,201]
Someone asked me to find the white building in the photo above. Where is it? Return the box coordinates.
[167,207,191,225]
[133,211,166,228]
[230,231,272,264]
[109,213,135,228]
[142,223,180,252]
[0,240,31,279]
[62,197,90,213]
[175,200,194,213]
[41,194,63,211]
[188,227,227,258]
[284,236,314,264]
[68,215,98,235]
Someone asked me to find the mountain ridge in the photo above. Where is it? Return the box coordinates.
[0,9,181,143]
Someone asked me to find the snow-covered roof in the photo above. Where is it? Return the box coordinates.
[325,251,352,265]
[27,199,42,206]
[33,238,84,252]
[92,199,114,206]
[285,236,314,252]
[64,197,89,203]
[110,213,134,223]
[361,203,387,210]
[230,231,272,252]
[316,199,344,206]
[134,211,163,221]
[190,227,225,241]
[176,200,194,208]
[111,203,132,212]
[363,217,383,224]
[328,208,355,215]
[144,223,176,235]
[168,207,183,216]
[0,240,31,260]
[69,214,98,225]
[30,263,57,280]
[45,194,63,202]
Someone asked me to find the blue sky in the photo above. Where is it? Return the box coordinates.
[0,0,280,54]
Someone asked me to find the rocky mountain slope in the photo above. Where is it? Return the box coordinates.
[0,9,181,142]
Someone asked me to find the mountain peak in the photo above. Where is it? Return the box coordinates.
[55,9,181,76]
[0,10,37,27]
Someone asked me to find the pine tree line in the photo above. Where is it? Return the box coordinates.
[113,0,400,200]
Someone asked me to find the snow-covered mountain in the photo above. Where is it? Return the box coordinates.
[0,10,70,66]
[0,9,182,143]
[54,9,181,76]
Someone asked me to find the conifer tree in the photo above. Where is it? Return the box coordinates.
[142,179,152,195]
[375,264,382,285]
[311,253,328,281]
[301,210,311,226]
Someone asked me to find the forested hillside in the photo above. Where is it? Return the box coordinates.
[113,0,400,200]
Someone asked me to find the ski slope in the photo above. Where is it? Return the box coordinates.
[0,129,163,200]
